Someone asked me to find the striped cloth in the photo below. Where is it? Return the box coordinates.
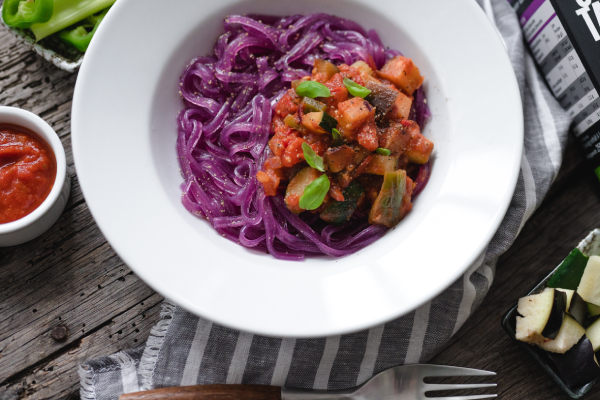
[79,1,572,399]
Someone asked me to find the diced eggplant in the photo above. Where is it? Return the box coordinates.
[324,145,355,173]
[313,59,340,82]
[558,289,589,326]
[378,120,433,164]
[589,302,600,317]
[364,76,400,123]
[365,154,398,175]
[548,248,589,290]
[577,256,600,305]
[586,318,600,352]
[516,288,567,343]
[539,315,585,353]
[300,97,327,114]
[377,55,424,95]
[284,167,321,214]
[320,181,365,226]
[368,169,408,228]
[302,111,337,134]
[547,337,600,389]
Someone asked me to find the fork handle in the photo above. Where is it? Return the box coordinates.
[118,385,281,400]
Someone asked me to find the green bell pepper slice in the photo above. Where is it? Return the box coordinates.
[2,0,53,29]
[30,0,115,41]
[58,7,109,52]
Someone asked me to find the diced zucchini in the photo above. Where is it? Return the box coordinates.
[368,170,407,228]
[300,97,327,114]
[516,288,567,343]
[313,59,340,82]
[337,99,374,139]
[302,111,337,134]
[284,114,303,131]
[320,181,364,226]
[351,60,373,76]
[589,302,600,317]
[284,167,321,214]
[538,315,585,354]
[365,154,398,175]
[548,248,589,290]
[577,256,600,305]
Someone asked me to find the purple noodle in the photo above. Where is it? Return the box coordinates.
[177,14,431,260]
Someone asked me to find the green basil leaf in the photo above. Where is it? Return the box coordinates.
[332,128,342,145]
[296,81,331,98]
[299,174,330,210]
[343,77,371,98]
[375,147,392,156]
[302,142,325,172]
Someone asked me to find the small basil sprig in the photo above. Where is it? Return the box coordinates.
[332,128,342,146]
[296,81,331,98]
[302,143,325,172]
[375,148,392,156]
[299,174,330,210]
[343,78,371,98]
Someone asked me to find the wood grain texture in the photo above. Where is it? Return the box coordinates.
[119,385,282,400]
[0,25,163,400]
[0,15,599,400]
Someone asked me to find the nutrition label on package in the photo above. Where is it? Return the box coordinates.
[512,0,599,136]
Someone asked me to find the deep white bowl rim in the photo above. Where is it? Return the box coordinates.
[72,0,524,337]
[0,106,67,234]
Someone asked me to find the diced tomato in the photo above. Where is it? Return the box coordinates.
[357,120,379,151]
[275,93,298,118]
[377,56,424,95]
[282,136,306,167]
[338,64,365,86]
[257,168,282,196]
[324,74,349,105]
[329,186,345,202]
[400,119,412,127]
[264,156,283,170]
[269,117,298,157]
[303,132,330,156]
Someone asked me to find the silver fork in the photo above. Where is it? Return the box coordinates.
[282,364,497,400]
[120,364,497,400]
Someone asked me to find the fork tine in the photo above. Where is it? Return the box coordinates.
[419,365,496,377]
[434,395,497,400]
[425,383,497,392]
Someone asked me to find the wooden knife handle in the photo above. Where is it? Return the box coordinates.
[119,385,281,400]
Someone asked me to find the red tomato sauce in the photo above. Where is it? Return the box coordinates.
[0,124,56,224]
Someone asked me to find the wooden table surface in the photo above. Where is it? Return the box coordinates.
[1,24,600,400]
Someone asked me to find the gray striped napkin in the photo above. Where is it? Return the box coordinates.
[79,1,572,399]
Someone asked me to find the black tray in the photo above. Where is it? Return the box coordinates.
[501,264,598,398]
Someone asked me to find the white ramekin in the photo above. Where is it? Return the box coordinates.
[0,106,71,246]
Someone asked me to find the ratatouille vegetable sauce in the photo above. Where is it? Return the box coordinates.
[0,124,56,224]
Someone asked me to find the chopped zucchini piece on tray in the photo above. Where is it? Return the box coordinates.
[586,318,600,352]
[577,255,600,305]
[557,289,588,326]
[547,248,589,290]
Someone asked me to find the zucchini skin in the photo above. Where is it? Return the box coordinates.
[542,289,567,340]
[320,181,364,226]
[547,249,589,290]
[319,112,338,133]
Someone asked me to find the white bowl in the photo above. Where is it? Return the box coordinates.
[0,107,70,246]
[72,0,523,337]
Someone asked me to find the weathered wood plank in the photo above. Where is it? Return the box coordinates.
[0,295,163,400]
